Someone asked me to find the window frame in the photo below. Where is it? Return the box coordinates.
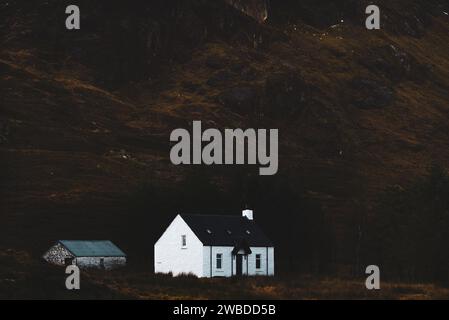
[255,254,261,269]
[181,234,187,247]
[216,253,223,269]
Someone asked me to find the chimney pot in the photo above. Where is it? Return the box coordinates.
[242,209,253,220]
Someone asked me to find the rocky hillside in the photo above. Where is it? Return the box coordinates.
[1,0,449,269]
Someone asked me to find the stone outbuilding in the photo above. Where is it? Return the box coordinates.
[43,240,126,270]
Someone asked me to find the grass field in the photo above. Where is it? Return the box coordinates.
[1,248,449,300]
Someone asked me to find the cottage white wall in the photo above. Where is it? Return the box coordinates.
[42,243,73,266]
[268,247,275,275]
[202,246,274,277]
[202,246,210,277]
[247,247,275,276]
[203,246,235,277]
[154,215,204,277]
[75,257,126,270]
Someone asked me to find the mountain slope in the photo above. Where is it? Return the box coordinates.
[1,0,449,269]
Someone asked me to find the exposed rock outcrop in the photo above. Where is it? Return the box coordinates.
[225,0,269,22]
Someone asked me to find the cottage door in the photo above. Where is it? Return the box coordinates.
[236,255,243,276]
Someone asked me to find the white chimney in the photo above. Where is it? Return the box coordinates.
[242,209,253,220]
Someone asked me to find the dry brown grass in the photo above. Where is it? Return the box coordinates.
[1,248,449,300]
[85,268,449,300]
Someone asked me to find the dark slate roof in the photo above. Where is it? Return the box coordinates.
[180,214,273,247]
[59,240,126,257]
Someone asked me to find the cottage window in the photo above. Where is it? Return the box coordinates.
[181,235,187,247]
[216,253,223,269]
[256,254,261,269]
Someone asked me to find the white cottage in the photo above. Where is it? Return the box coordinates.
[43,240,126,270]
[154,210,274,277]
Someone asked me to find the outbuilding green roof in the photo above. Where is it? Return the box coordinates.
[59,240,126,257]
